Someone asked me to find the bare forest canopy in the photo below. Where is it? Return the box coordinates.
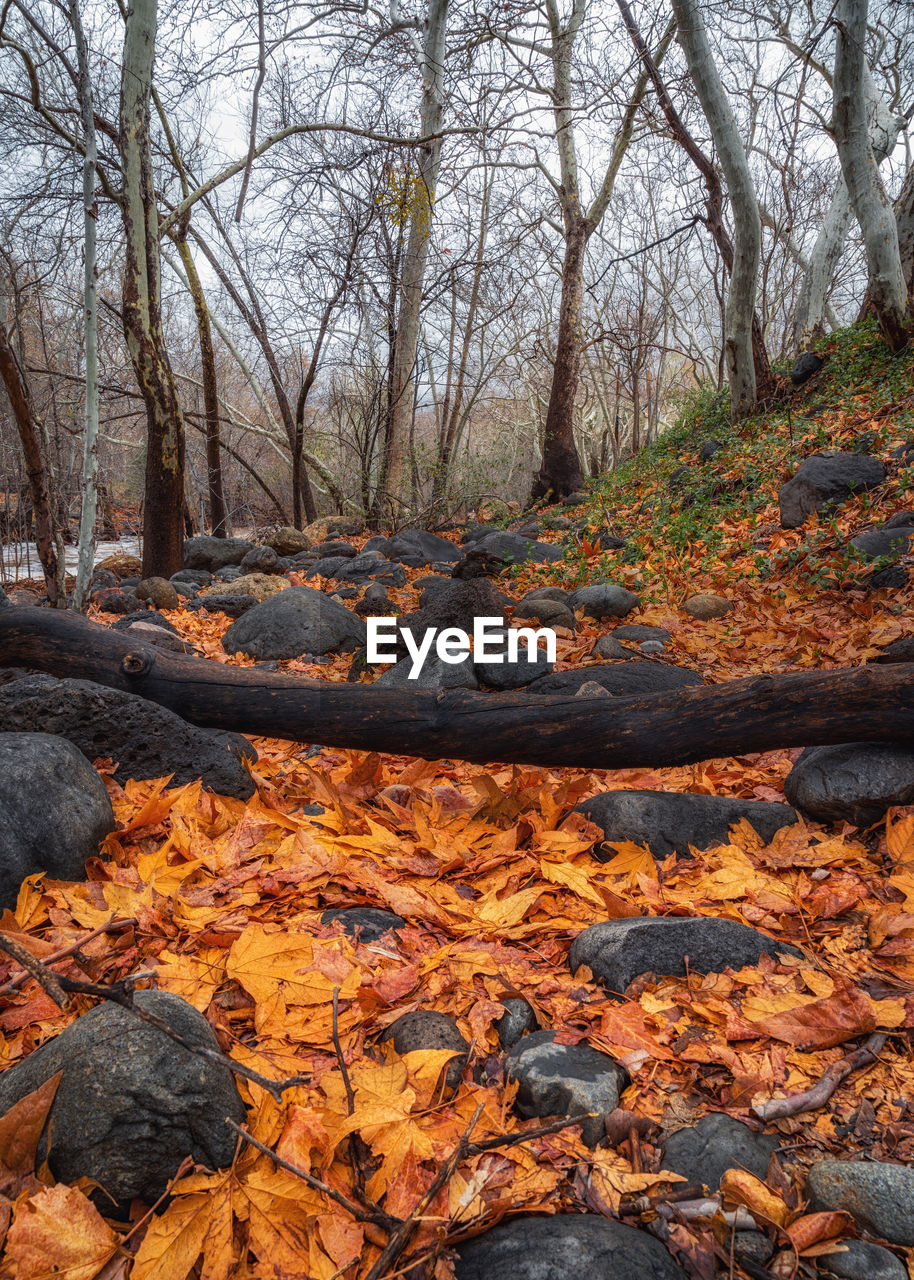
[0,0,912,588]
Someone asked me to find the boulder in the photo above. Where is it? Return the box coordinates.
[311,540,359,558]
[778,452,885,529]
[321,907,406,941]
[474,627,554,689]
[699,440,724,462]
[807,1161,914,1246]
[883,510,914,529]
[466,530,563,564]
[192,592,258,618]
[454,1215,688,1280]
[569,917,800,995]
[239,545,281,574]
[0,990,246,1205]
[375,653,478,689]
[575,790,798,861]
[222,586,366,659]
[95,551,143,579]
[682,593,732,620]
[661,1113,779,1190]
[88,570,117,591]
[819,1241,907,1280]
[784,743,914,827]
[135,576,180,611]
[790,352,824,386]
[566,583,640,620]
[266,526,311,557]
[613,624,672,646]
[90,587,140,614]
[849,526,914,560]
[201,573,285,603]
[379,1011,468,1090]
[0,674,255,799]
[171,568,212,587]
[506,1029,628,1147]
[0,587,9,611]
[213,565,243,582]
[518,586,570,604]
[119,622,197,655]
[0,732,114,907]
[494,998,539,1049]
[306,555,353,579]
[386,529,461,565]
[183,535,255,572]
[528,662,702,697]
[111,610,180,635]
[872,636,914,663]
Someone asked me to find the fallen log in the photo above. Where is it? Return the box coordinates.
[1,606,913,769]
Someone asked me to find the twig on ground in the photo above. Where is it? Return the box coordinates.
[226,1117,400,1231]
[752,1033,887,1121]
[0,935,311,1103]
[0,917,137,997]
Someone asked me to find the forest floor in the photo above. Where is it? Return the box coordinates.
[2,317,914,1279]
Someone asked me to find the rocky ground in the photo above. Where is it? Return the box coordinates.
[1,318,914,1278]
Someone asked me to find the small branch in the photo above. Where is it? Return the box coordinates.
[225,1117,399,1230]
[752,1033,887,1121]
[0,918,137,997]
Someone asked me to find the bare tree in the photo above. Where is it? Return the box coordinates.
[832,0,908,350]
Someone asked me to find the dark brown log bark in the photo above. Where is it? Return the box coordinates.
[0,322,61,604]
[3,608,914,770]
[532,220,588,501]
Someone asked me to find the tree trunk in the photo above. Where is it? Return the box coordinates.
[532,218,588,499]
[382,0,450,513]
[895,164,914,302]
[0,316,61,604]
[70,0,100,612]
[671,0,761,420]
[5,609,914,769]
[175,238,226,536]
[795,66,905,350]
[833,0,908,350]
[119,0,186,579]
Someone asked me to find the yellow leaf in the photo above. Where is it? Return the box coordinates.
[539,859,606,907]
[600,841,658,882]
[475,885,544,928]
[4,1184,117,1280]
[720,1168,788,1226]
[132,1192,212,1280]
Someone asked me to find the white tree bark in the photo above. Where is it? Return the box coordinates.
[382,0,450,511]
[671,0,761,420]
[795,64,905,349]
[832,0,908,349]
[69,0,98,613]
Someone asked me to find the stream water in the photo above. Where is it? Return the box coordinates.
[0,538,143,581]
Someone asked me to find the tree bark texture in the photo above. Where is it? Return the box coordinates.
[833,0,908,350]
[4,609,914,770]
[119,0,187,578]
[671,0,761,420]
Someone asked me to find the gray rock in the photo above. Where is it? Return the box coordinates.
[474,627,554,689]
[569,917,800,995]
[575,680,611,698]
[0,674,255,799]
[120,622,196,655]
[791,352,824,385]
[183,535,255,571]
[733,1233,775,1267]
[884,510,914,529]
[386,529,461,565]
[213,564,242,582]
[312,540,358,558]
[0,586,9,611]
[305,555,351,579]
[0,990,246,1205]
[778,452,885,528]
[513,597,576,629]
[613,624,672,646]
[682,592,732,620]
[321,907,406,941]
[575,790,798,861]
[819,1240,907,1280]
[518,586,570,604]
[192,592,258,618]
[375,652,478,689]
[870,565,908,589]
[111,610,180,635]
[135,576,180,610]
[467,530,563,564]
[494,999,539,1049]
[528,662,702,697]
[380,1011,468,1089]
[265,526,312,557]
[807,1161,914,1246]
[784,743,914,827]
[222,586,366,659]
[849,526,914,560]
[90,587,140,614]
[363,535,395,555]
[699,440,724,462]
[872,636,914,663]
[88,570,117,591]
[567,583,640,619]
[0,732,114,908]
[239,544,280,574]
[454,1214,688,1280]
[506,1030,627,1147]
[661,1113,779,1190]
